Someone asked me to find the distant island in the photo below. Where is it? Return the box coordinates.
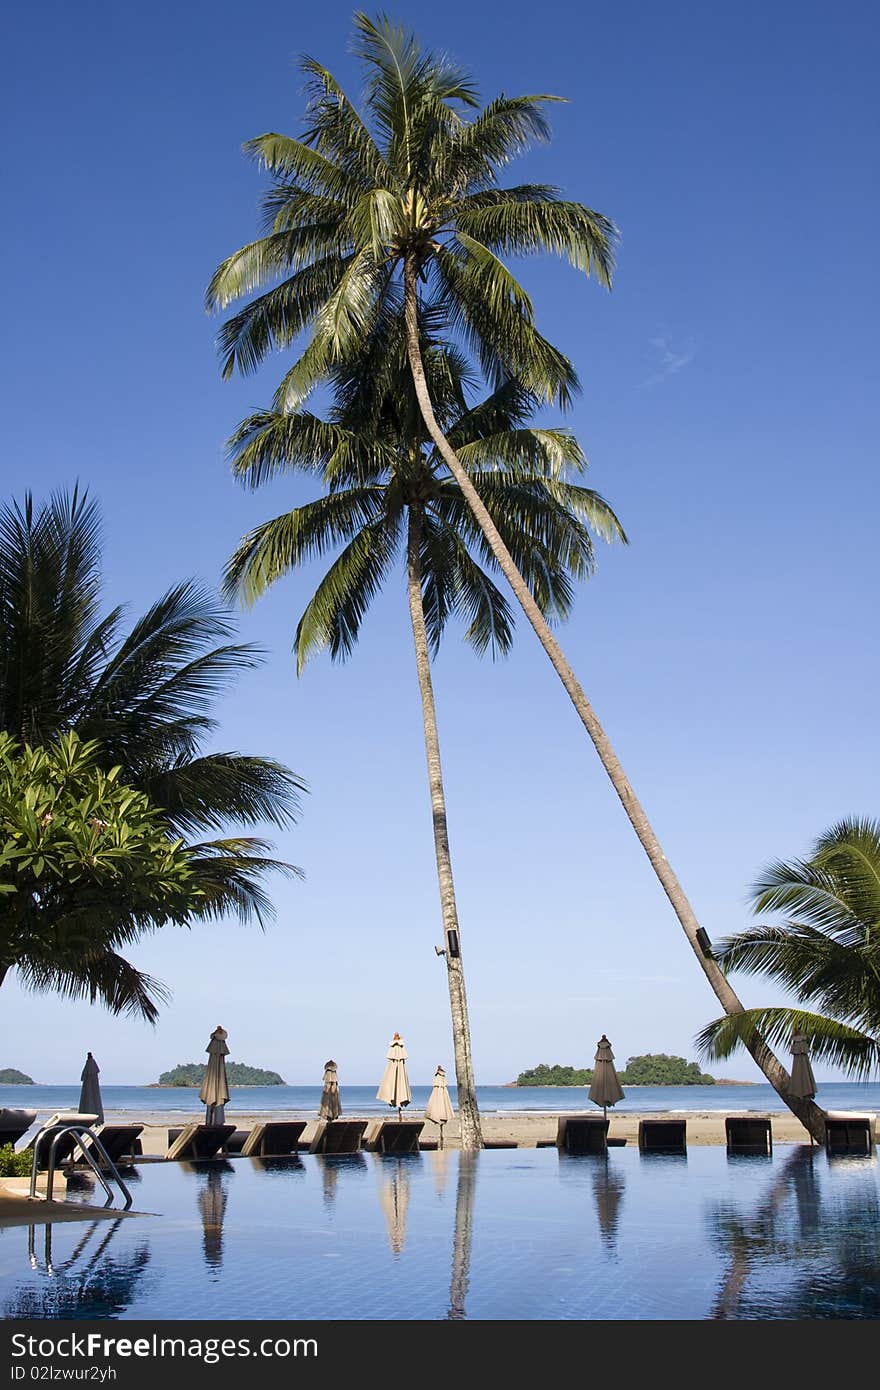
[155,1063,285,1087]
[515,1054,717,1087]
[0,1068,34,1085]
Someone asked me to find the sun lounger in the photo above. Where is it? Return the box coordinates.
[75,1124,144,1167]
[556,1116,609,1154]
[363,1120,423,1154]
[309,1119,367,1154]
[0,1108,36,1147]
[824,1113,875,1156]
[25,1112,99,1169]
[725,1117,772,1155]
[638,1119,687,1153]
[165,1123,235,1160]
[241,1121,307,1157]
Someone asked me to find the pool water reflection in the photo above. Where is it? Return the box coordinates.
[1,1147,877,1320]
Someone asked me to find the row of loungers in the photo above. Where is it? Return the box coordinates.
[5,1110,875,1167]
[553,1114,877,1156]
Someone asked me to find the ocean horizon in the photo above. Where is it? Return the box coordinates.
[3,1080,879,1120]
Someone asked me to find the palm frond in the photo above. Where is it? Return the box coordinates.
[696,1007,880,1080]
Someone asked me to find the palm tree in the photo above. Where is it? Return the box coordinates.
[207,13,821,1134]
[222,340,624,1148]
[0,488,305,1019]
[698,819,880,1079]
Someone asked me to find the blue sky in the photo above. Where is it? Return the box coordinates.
[3,1,878,1086]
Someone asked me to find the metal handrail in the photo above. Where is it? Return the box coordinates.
[29,1123,133,1210]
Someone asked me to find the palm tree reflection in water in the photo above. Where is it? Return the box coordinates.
[448,1153,478,1320]
[708,1146,880,1319]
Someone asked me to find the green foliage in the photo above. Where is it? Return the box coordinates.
[208,13,616,413]
[0,1068,33,1084]
[224,349,624,669]
[516,1056,715,1086]
[0,732,198,1020]
[0,489,306,1019]
[516,1063,593,1086]
[620,1054,715,1085]
[0,1143,34,1177]
[698,818,880,1078]
[157,1062,285,1086]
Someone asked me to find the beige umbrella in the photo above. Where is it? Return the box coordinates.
[588,1034,625,1119]
[78,1053,104,1125]
[376,1032,412,1121]
[425,1064,454,1147]
[378,1160,410,1257]
[199,1026,230,1125]
[319,1060,341,1120]
[790,1031,817,1100]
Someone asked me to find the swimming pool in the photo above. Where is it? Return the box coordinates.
[1,1146,878,1320]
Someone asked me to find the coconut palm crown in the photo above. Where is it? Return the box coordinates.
[698,819,880,1079]
[0,488,306,1018]
[206,11,616,411]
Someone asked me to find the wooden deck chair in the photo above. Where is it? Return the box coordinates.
[75,1124,144,1167]
[824,1114,875,1156]
[241,1121,307,1157]
[165,1123,235,1160]
[638,1119,687,1153]
[364,1120,423,1154]
[310,1119,367,1154]
[556,1116,609,1155]
[26,1112,99,1169]
[725,1117,772,1155]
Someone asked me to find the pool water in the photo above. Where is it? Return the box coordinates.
[1,1147,878,1320]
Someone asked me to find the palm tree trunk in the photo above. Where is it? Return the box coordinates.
[403,253,826,1142]
[406,505,483,1150]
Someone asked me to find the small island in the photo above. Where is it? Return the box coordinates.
[155,1063,286,1087]
[515,1054,717,1087]
[0,1068,35,1085]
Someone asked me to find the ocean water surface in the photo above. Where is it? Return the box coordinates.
[2,1081,879,1121]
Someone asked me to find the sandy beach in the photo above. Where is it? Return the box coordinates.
[119,1107,827,1153]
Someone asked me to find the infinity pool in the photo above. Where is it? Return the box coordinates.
[1,1146,878,1319]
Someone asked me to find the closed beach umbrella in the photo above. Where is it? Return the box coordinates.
[377,1032,412,1120]
[425,1065,454,1147]
[790,1031,817,1099]
[78,1052,104,1124]
[589,1034,625,1119]
[199,1026,230,1125]
[319,1060,341,1120]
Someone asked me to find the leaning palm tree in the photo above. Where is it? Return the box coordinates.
[0,488,305,1019]
[207,14,821,1134]
[223,338,625,1148]
[698,819,880,1079]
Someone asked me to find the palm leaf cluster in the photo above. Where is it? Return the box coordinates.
[207,12,616,411]
[698,819,880,1078]
[223,337,625,668]
[0,489,305,1018]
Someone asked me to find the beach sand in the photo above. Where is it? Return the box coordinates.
[120,1108,823,1153]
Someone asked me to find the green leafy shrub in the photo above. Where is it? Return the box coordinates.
[0,1144,34,1178]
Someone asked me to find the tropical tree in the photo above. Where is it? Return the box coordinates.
[0,488,305,1018]
[698,819,880,1079]
[207,13,821,1133]
[222,338,624,1147]
[0,731,197,1019]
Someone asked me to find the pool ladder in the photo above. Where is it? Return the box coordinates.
[29,1120,133,1210]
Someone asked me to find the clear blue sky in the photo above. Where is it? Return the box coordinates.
[3,1,878,1086]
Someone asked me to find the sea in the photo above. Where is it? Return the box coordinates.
[2,1081,879,1121]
